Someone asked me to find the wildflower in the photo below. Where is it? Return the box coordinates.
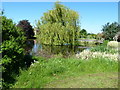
[31,63,34,66]
[34,60,36,63]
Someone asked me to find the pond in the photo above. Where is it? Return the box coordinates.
[26,40,92,58]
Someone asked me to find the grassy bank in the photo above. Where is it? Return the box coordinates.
[11,40,118,88]
[12,56,118,88]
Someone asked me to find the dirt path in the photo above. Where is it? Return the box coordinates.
[44,72,118,88]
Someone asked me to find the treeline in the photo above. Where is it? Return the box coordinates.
[79,29,97,39]
[79,22,120,41]
[35,2,120,44]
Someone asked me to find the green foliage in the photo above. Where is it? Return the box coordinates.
[36,2,80,45]
[13,56,118,88]
[79,29,87,38]
[96,33,104,40]
[90,40,117,54]
[87,33,97,39]
[2,16,25,42]
[90,40,108,52]
[102,22,120,41]
[1,16,27,88]
[17,20,35,39]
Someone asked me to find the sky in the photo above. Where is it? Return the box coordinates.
[2,2,118,34]
[2,0,119,2]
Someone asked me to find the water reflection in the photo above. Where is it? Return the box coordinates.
[25,40,34,54]
[30,40,90,58]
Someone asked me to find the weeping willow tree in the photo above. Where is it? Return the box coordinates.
[36,2,80,45]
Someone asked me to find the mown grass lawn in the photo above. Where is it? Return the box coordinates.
[45,72,118,88]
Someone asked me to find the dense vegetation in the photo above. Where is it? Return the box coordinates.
[79,29,87,38]
[36,2,80,45]
[102,22,120,41]
[1,15,25,88]
[1,15,35,88]
[17,20,35,39]
[1,2,119,88]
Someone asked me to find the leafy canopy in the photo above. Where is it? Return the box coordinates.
[36,2,80,45]
[17,20,34,39]
[102,22,120,41]
[1,16,26,88]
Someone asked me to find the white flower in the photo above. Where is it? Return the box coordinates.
[35,61,39,63]
[76,53,80,58]
[34,60,36,62]
[76,50,118,61]
[107,41,118,48]
[31,63,34,66]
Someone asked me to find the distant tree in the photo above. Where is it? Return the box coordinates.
[80,29,87,35]
[96,33,104,40]
[17,20,34,39]
[85,33,97,39]
[36,2,80,45]
[80,29,87,38]
[92,33,97,38]
[87,33,91,35]
[102,22,120,41]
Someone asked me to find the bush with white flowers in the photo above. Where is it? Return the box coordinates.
[76,50,118,61]
[107,41,118,48]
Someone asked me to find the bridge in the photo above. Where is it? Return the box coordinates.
[77,39,104,44]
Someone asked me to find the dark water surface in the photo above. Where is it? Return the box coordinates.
[27,40,91,58]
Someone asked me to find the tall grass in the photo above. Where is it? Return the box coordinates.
[13,56,118,88]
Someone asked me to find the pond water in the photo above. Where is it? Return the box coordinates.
[27,40,91,58]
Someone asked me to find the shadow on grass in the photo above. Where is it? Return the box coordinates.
[2,54,37,89]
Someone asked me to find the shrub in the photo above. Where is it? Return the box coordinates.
[91,40,108,52]
[76,50,118,61]
[1,16,27,88]
[90,40,117,54]
[102,22,120,41]
[107,41,118,48]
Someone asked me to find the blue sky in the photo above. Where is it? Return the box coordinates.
[2,0,119,2]
[2,2,118,34]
